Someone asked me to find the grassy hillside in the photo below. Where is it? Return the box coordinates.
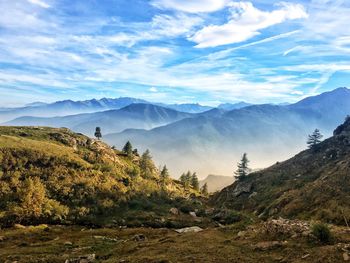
[212,117,350,225]
[0,126,199,227]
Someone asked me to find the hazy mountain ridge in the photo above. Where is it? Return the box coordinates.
[104,88,350,177]
[5,103,194,135]
[0,97,148,122]
[199,175,234,193]
[0,97,217,122]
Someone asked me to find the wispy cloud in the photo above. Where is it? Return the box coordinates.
[151,0,230,13]
[189,2,308,48]
[27,0,50,8]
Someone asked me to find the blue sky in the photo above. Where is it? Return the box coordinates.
[1,0,350,106]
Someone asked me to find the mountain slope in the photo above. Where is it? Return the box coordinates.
[105,88,350,177]
[156,103,213,113]
[212,117,350,225]
[199,175,234,193]
[218,102,252,110]
[0,126,194,227]
[5,104,193,135]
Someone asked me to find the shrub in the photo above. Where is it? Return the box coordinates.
[311,223,332,244]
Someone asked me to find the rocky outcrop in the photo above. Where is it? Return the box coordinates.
[232,181,253,197]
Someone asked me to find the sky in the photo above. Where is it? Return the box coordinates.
[1,0,350,107]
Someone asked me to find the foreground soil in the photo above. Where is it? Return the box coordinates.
[0,225,349,263]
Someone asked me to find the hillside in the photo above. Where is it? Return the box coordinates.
[5,104,193,136]
[212,117,350,225]
[105,87,350,176]
[0,126,199,227]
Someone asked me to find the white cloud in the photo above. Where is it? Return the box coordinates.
[149,87,158,92]
[151,0,229,13]
[189,1,308,48]
[27,0,50,8]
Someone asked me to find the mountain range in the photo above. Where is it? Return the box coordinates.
[104,88,350,177]
[0,97,218,123]
[5,103,193,135]
[3,87,350,178]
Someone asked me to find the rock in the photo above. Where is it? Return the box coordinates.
[301,254,310,259]
[65,254,95,263]
[343,252,349,261]
[0,236,6,242]
[169,207,179,215]
[132,234,147,242]
[232,181,253,197]
[253,241,286,251]
[175,226,203,233]
[205,208,215,215]
[64,241,73,246]
[189,212,197,217]
[13,224,26,229]
[260,218,310,238]
[237,231,246,238]
[93,236,118,242]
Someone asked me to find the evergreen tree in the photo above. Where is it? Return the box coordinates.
[184,171,192,188]
[132,148,139,156]
[235,153,250,179]
[122,141,133,156]
[201,183,208,196]
[307,129,323,148]
[94,127,102,140]
[160,165,170,181]
[179,173,186,187]
[191,172,199,191]
[140,149,155,177]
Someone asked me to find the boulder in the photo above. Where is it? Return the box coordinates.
[253,241,287,251]
[232,181,253,197]
[132,234,147,242]
[189,212,197,217]
[169,208,179,215]
[175,226,203,233]
[343,253,349,261]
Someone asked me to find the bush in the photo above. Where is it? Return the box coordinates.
[311,223,332,244]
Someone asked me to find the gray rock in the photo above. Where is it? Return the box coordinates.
[175,226,203,233]
[232,181,253,197]
[189,211,197,217]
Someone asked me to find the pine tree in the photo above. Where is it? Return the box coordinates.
[132,148,139,156]
[235,153,250,179]
[160,165,170,181]
[94,127,102,140]
[201,183,208,196]
[184,171,192,188]
[122,141,133,156]
[191,172,199,191]
[140,149,155,178]
[307,129,323,148]
[179,173,186,187]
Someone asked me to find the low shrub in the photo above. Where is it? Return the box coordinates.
[311,223,333,244]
